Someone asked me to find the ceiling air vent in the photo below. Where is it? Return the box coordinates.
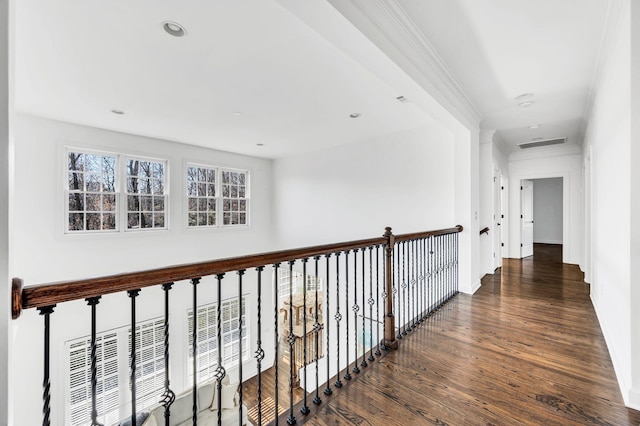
[518,137,566,149]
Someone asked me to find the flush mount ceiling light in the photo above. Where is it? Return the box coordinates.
[162,21,186,37]
[528,124,541,130]
[518,101,534,108]
[515,93,534,101]
[256,143,264,147]
[349,113,361,118]
[111,109,124,115]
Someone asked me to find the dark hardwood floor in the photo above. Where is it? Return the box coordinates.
[298,244,640,425]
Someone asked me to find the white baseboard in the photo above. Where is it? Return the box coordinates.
[470,279,481,294]
[628,387,640,411]
[590,294,633,408]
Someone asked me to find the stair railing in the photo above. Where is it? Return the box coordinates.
[11,225,462,426]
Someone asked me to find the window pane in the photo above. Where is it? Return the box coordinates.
[128,213,140,229]
[208,199,216,211]
[69,194,84,211]
[198,199,207,211]
[141,213,153,229]
[198,213,207,226]
[87,213,101,230]
[103,214,116,230]
[208,213,216,226]
[69,173,84,191]
[102,195,116,212]
[140,196,152,212]
[188,212,197,227]
[198,183,206,197]
[188,198,197,211]
[239,213,246,224]
[153,197,164,212]
[85,155,101,173]
[69,213,84,231]
[68,153,84,171]
[86,194,100,211]
[128,195,140,211]
[153,214,164,228]
[66,150,119,232]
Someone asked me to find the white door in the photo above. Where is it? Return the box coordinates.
[521,180,534,258]
[493,172,502,269]
[500,175,508,259]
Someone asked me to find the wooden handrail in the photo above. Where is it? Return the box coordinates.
[11,225,463,319]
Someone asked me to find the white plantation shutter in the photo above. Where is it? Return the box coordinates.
[187,297,248,382]
[66,332,120,426]
[129,319,165,411]
[66,319,165,426]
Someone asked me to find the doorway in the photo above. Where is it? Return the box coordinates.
[520,177,564,258]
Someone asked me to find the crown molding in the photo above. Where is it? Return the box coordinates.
[579,0,626,144]
[340,0,482,129]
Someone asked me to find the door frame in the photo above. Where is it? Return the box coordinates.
[511,171,569,262]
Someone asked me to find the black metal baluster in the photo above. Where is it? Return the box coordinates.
[237,270,245,426]
[448,233,453,300]
[439,235,444,307]
[128,289,141,426]
[286,261,296,425]
[300,258,310,416]
[324,254,333,395]
[190,278,200,426]
[411,240,417,329]
[417,239,423,323]
[312,256,322,406]
[38,305,55,426]
[334,252,343,388]
[215,274,226,426]
[255,267,265,426]
[402,242,408,336]
[344,250,352,380]
[367,247,375,362]
[455,232,459,293]
[376,245,383,355]
[428,237,433,315]
[420,238,428,322]
[360,248,368,367]
[352,249,361,374]
[396,245,402,340]
[161,284,175,426]
[273,264,280,426]
[85,297,103,426]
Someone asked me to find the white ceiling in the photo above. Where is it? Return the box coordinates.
[395,0,610,150]
[13,0,613,157]
[13,0,436,159]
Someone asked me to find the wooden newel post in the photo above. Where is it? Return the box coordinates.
[383,227,398,349]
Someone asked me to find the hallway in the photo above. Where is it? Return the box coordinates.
[304,244,640,425]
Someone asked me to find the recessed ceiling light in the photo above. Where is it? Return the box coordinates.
[257,143,264,147]
[515,93,534,101]
[233,112,242,116]
[111,109,124,115]
[162,21,186,37]
[528,124,540,130]
[349,113,361,118]
[518,101,534,108]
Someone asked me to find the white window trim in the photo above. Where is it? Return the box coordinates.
[184,163,250,229]
[64,147,121,234]
[124,155,169,232]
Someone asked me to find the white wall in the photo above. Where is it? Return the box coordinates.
[10,114,277,425]
[507,146,582,265]
[532,178,563,244]
[583,0,638,409]
[0,1,11,424]
[479,142,493,276]
[272,125,456,247]
[630,0,640,408]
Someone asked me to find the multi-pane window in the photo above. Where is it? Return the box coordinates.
[221,169,248,226]
[187,165,217,227]
[67,150,117,232]
[188,297,248,382]
[65,319,164,426]
[126,158,167,230]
